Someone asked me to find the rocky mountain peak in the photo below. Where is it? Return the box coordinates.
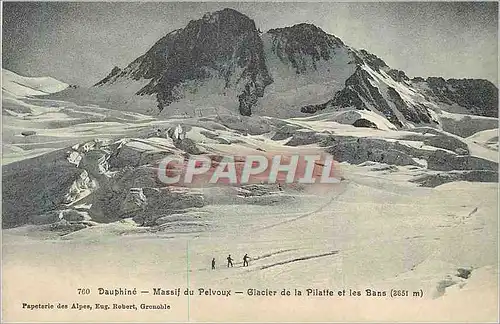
[202,8,252,23]
[92,8,498,122]
[95,8,272,115]
[266,23,345,74]
[268,23,341,42]
[188,8,257,38]
[423,77,498,117]
[94,66,122,86]
[353,49,388,72]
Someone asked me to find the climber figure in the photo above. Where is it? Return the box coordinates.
[211,258,216,270]
[227,255,234,268]
[243,254,250,267]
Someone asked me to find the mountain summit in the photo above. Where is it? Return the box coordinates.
[265,23,345,74]
[96,8,272,116]
[94,8,498,126]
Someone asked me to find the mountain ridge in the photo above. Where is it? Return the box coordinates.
[89,8,498,125]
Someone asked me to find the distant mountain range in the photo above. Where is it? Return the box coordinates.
[87,8,497,127]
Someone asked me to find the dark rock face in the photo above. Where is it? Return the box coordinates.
[353,49,388,72]
[386,87,431,124]
[301,69,369,114]
[266,23,344,74]
[271,124,304,141]
[325,69,371,112]
[284,132,327,146]
[352,118,378,129]
[321,135,498,173]
[426,149,498,171]
[129,187,205,227]
[1,136,210,229]
[301,64,496,127]
[94,66,122,86]
[21,130,37,136]
[423,135,469,155]
[301,103,328,114]
[402,132,470,154]
[151,9,272,114]
[439,115,498,138]
[351,70,403,127]
[421,77,498,117]
[96,8,272,115]
[321,136,421,167]
[387,69,410,83]
[302,67,404,127]
[238,81,268,116]
[49,220,91,234]
[412,170,498,187]
[2,150,83,228]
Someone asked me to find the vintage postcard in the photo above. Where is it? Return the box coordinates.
[1,1,498,322]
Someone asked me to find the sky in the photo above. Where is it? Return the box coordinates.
[2,1,498,87]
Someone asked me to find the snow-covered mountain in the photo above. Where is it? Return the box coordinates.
[2,8,498,321]
[95,8,272,116]
[3,8,498,230]
[89,8,497,130]
[412,77,498,117]
[2,69,68,98]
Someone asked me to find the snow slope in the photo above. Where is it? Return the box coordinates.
[467,129,498,151]
[2,127,498,322]
[2,66,498,322]
[2,69,69,98]
[2,171,497,322]
[1,93,157,165]
[251,34,355,118]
